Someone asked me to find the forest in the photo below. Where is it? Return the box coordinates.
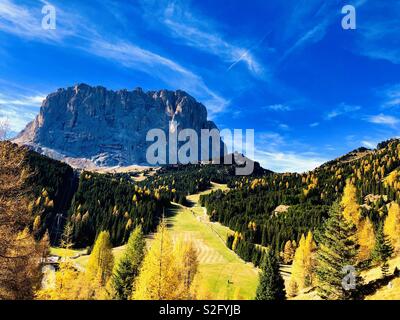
[1,139,400,300]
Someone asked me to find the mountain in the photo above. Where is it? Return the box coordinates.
[14,84,223,168]
[200,138,400,263]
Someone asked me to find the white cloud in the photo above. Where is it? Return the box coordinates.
[265,104,291,112]
[254,148,327,173]
[310,122,320,127]
[0,93,45,106]
[366,114,399,126]
[357,21,400,65]
[142,1,266,78]
[0,0,229,117]
[325,103,361,120]
[381,84,400,108]
[361,140,377,149]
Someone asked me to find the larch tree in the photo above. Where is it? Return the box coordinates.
[0,142,49,300]
[282,240,296,264]
[357,217,376,262]
[373,223,394,278]
[384,202,400,254]
[111,226,146,300]
[84,231,114,299]
[255,250,286,300]
[342,181,375,262]
[288,231,315,295]
[341,181,361,226]
[316,201,360,300]
[173,237,199,299]
[132,219,180,300]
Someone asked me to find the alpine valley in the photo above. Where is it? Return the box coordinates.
[1,84,400,300]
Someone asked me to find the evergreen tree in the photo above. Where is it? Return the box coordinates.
[316,201,360,300]
[111,226,146,300]
[372,223,394,278]
[255,250,285,300]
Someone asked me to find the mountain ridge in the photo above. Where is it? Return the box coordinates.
[14,83,222,168]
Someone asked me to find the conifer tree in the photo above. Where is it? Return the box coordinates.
[288,231,315,294]
[132,219,180,300]
[316,201,360,300]
[174,237,199,299]
[255,250,285,300]
[341,181,361,226]
[84,231,114,299]
[111,226,146,300]
[384,202,400,253]
[358,217,375,262]
[373,223,394,278]
[283,240,296,264]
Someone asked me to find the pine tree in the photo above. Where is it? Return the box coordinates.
[255,250,286,300]
[384,202,400,254]
[111,226,146,300]
[373,223,394,278]
[316,201,360,300]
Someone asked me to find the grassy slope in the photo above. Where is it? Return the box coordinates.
[51,183,259,299]
[168,183,259,300]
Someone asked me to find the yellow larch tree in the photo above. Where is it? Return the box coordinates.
[132,219,180,300]
[357,217,376,261]
[173,237,199,299]
[287,231,316,296]
[341,181,376,262]
[282,240,296,264]
[83,231,114,299]
[384,202,400,254]
[341,180,361,226]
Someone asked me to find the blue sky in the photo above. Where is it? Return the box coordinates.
[0,0,399,172]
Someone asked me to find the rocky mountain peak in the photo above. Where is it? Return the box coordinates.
[14,84,222,168]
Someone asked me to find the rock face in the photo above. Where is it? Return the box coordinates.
[14,84,222,168]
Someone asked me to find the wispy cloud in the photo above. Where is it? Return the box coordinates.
[0,0,228,117]
[265,104,291,112]
[0,91,45,131]
[325,103,361,120]
[361,140,377,149]
[0,93,45,106]
[141,1,266,78]
[255,148,327,173]
[0,0,77,42]
[381,84,400,108]
[357,22,400,65]
[366,114,399,127]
